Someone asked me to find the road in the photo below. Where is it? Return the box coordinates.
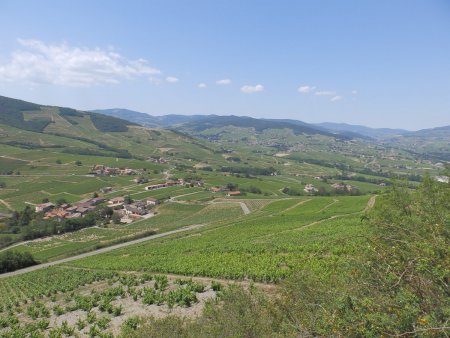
[0,223,207,279]
[238,202,251,215]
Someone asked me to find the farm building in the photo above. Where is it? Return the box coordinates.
[304,184,318,193]
[226,191,241,197]
[145,183,167,190]
[124,205,148,216]
[146,198,160,206]
[108,197,125,207]
[35,202,55,213]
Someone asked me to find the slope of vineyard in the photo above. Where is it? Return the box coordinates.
[69,196,370,281]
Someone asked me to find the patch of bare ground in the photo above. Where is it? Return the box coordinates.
[158,147,175,153]
[26,276,223,337]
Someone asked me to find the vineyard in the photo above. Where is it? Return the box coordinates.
[6,202,245,262]
[69,196,371,282]
[0,195,372,336]
[0,267,222,337]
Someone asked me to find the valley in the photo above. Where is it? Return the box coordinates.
[0,95,448,337]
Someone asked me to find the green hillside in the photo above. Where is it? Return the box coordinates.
[0,95,218,160]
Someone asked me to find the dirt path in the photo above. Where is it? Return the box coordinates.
[281,198,312,213]
[170,191,203,201]
[0,223,208,279]
[0,240,33,253]
[238,202,251,215]
[0,155,28,162]
[366,195,377,210]
[0,199,13,211]
[316,198,339,213]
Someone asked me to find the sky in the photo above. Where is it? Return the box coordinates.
[0,0,449,130]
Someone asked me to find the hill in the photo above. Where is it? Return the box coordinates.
[385,125,450,160]
[92,106,450,162]
[177,115,345,138]
[0,95,218,160]
[94,109,354,140]
[0,95,137,133]
[92,108,206,128]
[315,122,408,139]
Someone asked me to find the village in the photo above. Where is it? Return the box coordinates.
[32,164,259,225]
[35,195,161,224]
[33,165,169,224]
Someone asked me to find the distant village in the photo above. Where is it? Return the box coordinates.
[33,164,213,224]
[35,196,160,224]
[33,164,171,224]
[91,165,137,176]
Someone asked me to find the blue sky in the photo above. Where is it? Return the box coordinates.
[0,0,449,129]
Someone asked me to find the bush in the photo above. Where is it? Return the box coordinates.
[0,250,37,273]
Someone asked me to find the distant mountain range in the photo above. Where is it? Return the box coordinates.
[93,108,449,142]
[90,109,205,128]
[92,109,357,139]
[314,122,408,139]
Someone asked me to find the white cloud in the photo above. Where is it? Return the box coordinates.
[351,90,357,95]
[315,90,336,96]
[240,84,264,94]
[166,76,179,83]
[0,39,161,86]
[198,83,207,88]
[331,95,342,101]
[298,85,316,93]
[216,79,231,85]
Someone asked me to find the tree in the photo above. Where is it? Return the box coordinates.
[56,198,67,206]
[75,160,82,166]
[0,250,37,273]
[112,213,122,224]
[96,206,113,219]
[124,195,133,205]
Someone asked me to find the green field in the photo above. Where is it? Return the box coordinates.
[69,196,370,281]
[3,201,244,262]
